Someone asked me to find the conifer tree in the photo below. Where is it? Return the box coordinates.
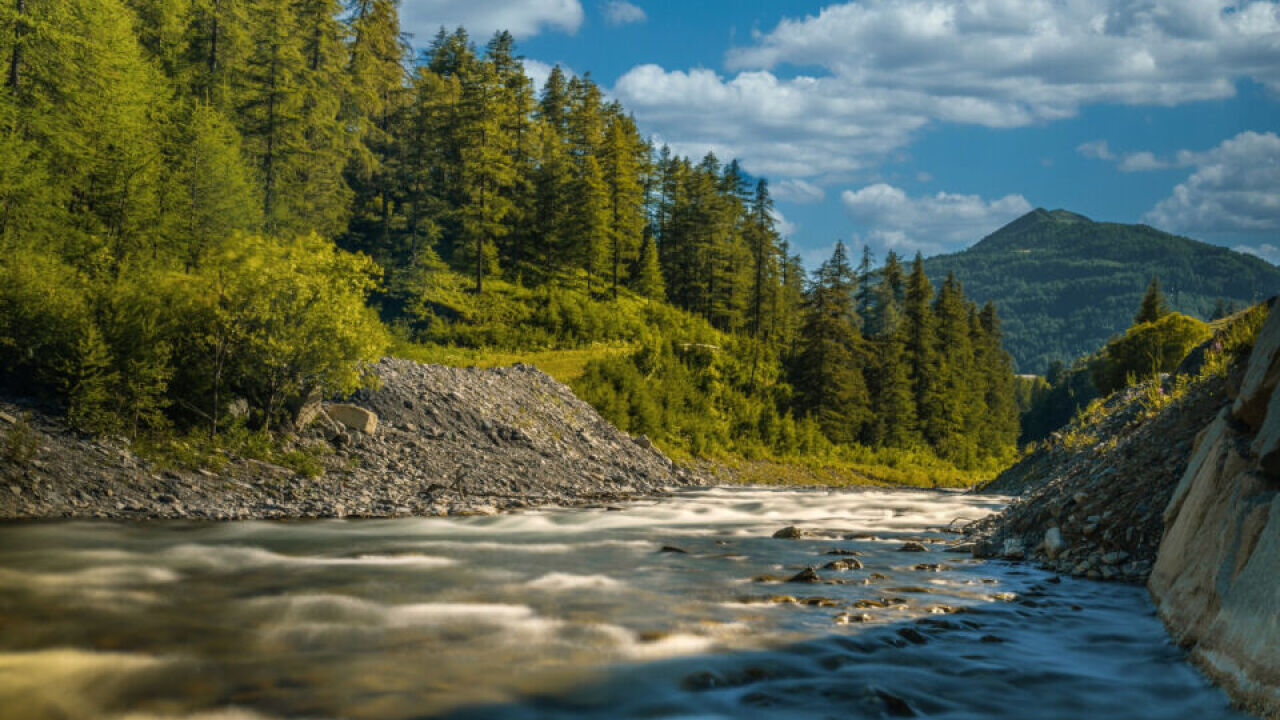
[792,242,871,442]
[454,58,515,293]
[169,102,261,267]
[904,253,943,445]
[601,112,644,298]
[1135,275,1168,324]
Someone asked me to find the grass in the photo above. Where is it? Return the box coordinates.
[391,340,637,385]
[707,449,998,490]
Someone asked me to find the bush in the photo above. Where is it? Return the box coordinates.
[1090,312,1211,395]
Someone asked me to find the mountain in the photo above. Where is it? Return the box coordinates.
[923,209,1280,373]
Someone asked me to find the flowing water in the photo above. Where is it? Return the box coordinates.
[0,487,1246,719]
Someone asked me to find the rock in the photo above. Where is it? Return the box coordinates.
[326,404,379,434]
[897,541,929,552]
[823,558,863,570]
[659,545,688,554]
[834,612,872,624]
[873,688,918,717]
[1232,302,1280,429]
[1151,404,1280,717]
[786,567,822,583]
[1001,538,1025,560]
[896,628,928,645]
[1043,527,1066,558]
[772,525,806,539]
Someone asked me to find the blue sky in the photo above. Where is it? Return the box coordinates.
[400,1,1280,266]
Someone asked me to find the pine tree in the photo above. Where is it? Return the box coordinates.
[1135,275,1168,324]
[454,57,515,293]
[169,102,261,268]
[904,253,943,446]
[601,111,645,298]
[791,242,871,442]
[631,234,664,300]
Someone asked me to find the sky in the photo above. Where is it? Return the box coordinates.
[398,0,1280,267]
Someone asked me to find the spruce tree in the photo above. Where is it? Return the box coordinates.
[792,242,871,442]
[1135,276,1168,324]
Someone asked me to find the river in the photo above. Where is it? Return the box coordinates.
[0,487,1246,719]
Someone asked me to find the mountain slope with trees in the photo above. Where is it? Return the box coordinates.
[922,209,1280,374]
[0,2,1021,481]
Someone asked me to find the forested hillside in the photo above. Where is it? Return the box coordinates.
[923,209,1280,374]
[0,1,1020,473]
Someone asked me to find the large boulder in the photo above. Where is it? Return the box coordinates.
[1151,305,1280,719]
[325,403,378,434]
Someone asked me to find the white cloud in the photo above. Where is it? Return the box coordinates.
[1145,130,1280,235]
[522,59,576,91]
[613,1,1280,184]
[1078,140,1185,171]
[1234,243,1280,265]
[613,65,927,177]
[773,178,826,204]
[400,0,583,42]
[1077,140,1116,161]
[603,1,646,26]
[841,183,1032,255]
[770,207,798,237]
[1117,151,1173,172]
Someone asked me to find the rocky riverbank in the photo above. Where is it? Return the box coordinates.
[965,371,1229,584]
[971,306,1279,718]
[0,357,700,520]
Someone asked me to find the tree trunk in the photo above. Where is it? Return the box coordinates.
[7,0,27,90]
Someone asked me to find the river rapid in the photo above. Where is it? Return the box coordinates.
[0,487,1246,719]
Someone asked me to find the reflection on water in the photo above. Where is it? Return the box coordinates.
[0,487,1246,719]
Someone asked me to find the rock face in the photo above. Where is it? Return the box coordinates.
[1149,308,1280,719]
[0,357,700,520]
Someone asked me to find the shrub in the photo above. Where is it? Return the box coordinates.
[1090,312,1211,395]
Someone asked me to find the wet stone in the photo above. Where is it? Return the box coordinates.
[823,558,864,571]
[786,567,822,584]
[896,627,929,645]
[772,526,806,539]
[898,541,929,552]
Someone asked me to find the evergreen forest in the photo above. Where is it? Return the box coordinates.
[0,2,1021,477]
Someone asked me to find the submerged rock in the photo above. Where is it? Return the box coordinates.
[772,526,806,539]
[786,567,822,583]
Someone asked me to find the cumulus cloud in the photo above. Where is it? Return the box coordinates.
[773,179,826,204]
[770,208,798,238]
[1144,131,1280,236]
[1078,140,1187,171]
[841,183,1032,255]
[613,66,928,177]
[1234,243,1280,265]
[603,1,646,26]
[613,1,1280,182]
[1077,140,1116,161]
[400,0,583,42]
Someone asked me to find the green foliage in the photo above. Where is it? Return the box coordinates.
[1090,312,1211,396]
[0,6,1025,485]
[1134,276,1168,325]
[2,414,39,467]
[923,208,1280,373]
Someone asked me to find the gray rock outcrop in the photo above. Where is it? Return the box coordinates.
[1150,308,1280,719]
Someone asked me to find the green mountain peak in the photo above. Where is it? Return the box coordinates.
[925,212,1280,373]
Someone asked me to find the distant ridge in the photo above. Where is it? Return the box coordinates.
[923,209,1280,373]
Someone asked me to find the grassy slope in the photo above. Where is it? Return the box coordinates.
[388,271,996,489]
